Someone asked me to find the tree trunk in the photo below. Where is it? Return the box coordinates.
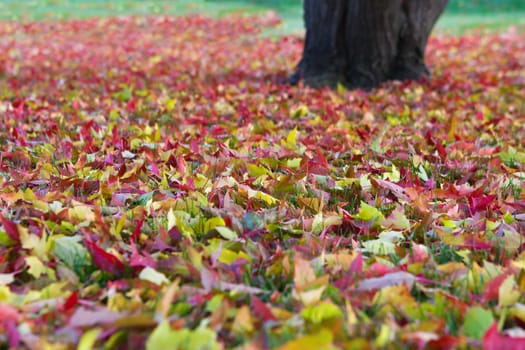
[289,0,449,89]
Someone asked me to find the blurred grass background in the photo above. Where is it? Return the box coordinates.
[0,0,524,33]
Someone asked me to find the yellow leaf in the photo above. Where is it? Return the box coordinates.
[247,163,269,178]
[375,324,394,348]
[111,315,157,329]
[384,209,411,230]
[283,128,298,150]
[156,280,180,321]
[298,197,321,212]
[69,204,95,222]
[294,255,316,290]
[247,188,278,206]
[0,286,13,302]
[374,285,419,321]
[214,100,235,116]
[187,246,202,269]
[113,214,127,237]
[217,248,241,265]
[295,286,326,306]
[277,330,336,350]
[26,256,46,279]
[346,302,358,326]
[502,229,521,253]
[324,253,358,270]
[204,217,226,233]
[19,226,48,260]
[447,114,458,142]
[499,275,520,307]
[232,306,254,335]
[334,177,359,189]
[291,105,309,119]
[165,99,177,112]
[77,328,101,350]
[510,303,525,323]
[22,188,48,212]
[382,164,400,182]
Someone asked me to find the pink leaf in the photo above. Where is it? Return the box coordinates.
[483,323,525,350]
[356,271,416,291]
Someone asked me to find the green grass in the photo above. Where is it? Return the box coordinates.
[437,13,525,33]
[0,0,524,34]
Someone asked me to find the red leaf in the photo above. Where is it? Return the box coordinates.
[483,273,509,303]
[483,323,525,350]
[132,218,144,242]
[0,214,20,244]
[251,296,276,322]
[349,253,363,274]
[469,194,496,213]
[427,335,459,350]
[84,239,125,276]
[459,238,493,251]
[224,215,232,228]
[436,142,447,162]
[129,240,155,268]
[62,291,79,312]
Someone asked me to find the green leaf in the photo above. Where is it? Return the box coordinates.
[247,163,269,177]
[0,230,16,247]
[278,329,337,350]
[242,212,264,231]
[362,239,396,255]
[146,322,220,350]
[463,306,494,341]
[416,164,429,182]
[383,164,400,182]
[353,202,384,225]
[498,147,525,166]
[301,302,343,324]
[312,212,324,234]
[134,192,154,206]
[167,209,194,240]
[204,217,226,233]
[215,226,238,240]
[52,236,89,269]
[291,105,309,119]
[286,158,302,169]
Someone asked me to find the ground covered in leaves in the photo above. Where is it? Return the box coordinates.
[0,13,525,350]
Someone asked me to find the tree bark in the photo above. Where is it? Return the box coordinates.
[290,0,449,89]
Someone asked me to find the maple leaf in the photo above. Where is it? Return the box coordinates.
[84,239,125,276]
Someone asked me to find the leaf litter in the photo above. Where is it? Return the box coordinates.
[0,12,525,349]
